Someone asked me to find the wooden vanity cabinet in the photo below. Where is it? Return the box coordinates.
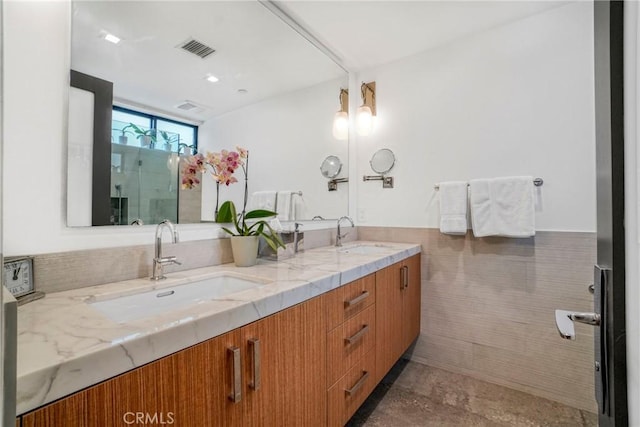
[375,254,421,383]
[20,254,421,427]
[21,297,325,427]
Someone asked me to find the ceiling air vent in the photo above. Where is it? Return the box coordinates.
[175,101,205,114]
[179,38,216,59]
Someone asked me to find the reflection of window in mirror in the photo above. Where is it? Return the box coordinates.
[112,107,198,153]
[108,106,199,226]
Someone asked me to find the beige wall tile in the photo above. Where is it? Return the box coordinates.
[359,226,596,411]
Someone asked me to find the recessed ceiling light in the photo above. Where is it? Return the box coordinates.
[205,75,219,83]
[104,33,121,44]
[237,89,248,95]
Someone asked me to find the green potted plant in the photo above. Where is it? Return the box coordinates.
[127,123,157,148]
[159,130,179,152]
[178,143,197,155]
[216,200,285,267]
[117,125,135,145]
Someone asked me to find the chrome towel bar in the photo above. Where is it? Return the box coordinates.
[434,177,543,190]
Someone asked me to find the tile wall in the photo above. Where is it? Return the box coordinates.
[358,227,597,412]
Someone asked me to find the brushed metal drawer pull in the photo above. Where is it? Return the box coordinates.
[402,265,409,288]
[228,346,242,403]
[248,338,261,391]
[344,324,370,345]
[344,290,370,308]
[345,371,370,396]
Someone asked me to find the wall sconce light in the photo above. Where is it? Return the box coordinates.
[357,81,376,136]
[332,88,349,140]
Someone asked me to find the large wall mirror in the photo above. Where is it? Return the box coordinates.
[67,1,349,227]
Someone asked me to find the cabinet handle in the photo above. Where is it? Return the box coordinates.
[248,338,261,391]
[404,265,409,288]
[344,290,370,308]
[228,346,242,403]
[345,371,370,396]
[400,266,406,290]
[344,324,370,345]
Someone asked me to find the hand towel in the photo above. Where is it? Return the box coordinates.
[276,191,293,221]
[469,176,535,238]
[438,181,468,235]
[249,191,277,211]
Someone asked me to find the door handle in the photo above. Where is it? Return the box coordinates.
[554,309,601,340]
[569,312,601,326]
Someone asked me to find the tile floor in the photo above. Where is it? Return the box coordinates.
[347,360,598,427]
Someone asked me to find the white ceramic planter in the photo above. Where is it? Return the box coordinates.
[140,135,152,147]
[230,235,259,267]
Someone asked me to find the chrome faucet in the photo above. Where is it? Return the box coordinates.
[335,216,354,247]
[151,220,181,281]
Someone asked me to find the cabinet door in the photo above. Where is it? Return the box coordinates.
[241,314,280,425]
[278,297,326,426]
[172,329,243,426]
[242,297,326,427]
[22,329,243,427]
[402,254,422,350]
[375,262,404,383]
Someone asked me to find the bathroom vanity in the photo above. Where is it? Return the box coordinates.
[15,242,420,426]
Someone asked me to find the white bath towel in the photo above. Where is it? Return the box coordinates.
[276,191,293,220]
[438,181,468,235]
[249,191,277,211]
[469,176,535,238]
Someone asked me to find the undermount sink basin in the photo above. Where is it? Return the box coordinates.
[338,244,392,255]
[90,273,267,323]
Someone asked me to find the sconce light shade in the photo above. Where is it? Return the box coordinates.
[357,81,376,137]
[333,111,349,140]
[332,88,349,140]
[356,105,373,136]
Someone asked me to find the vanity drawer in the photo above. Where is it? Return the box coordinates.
[327,304,376,387]
[327,348,376,427]
[324,273,375,331]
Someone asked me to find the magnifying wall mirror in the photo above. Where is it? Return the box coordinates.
[363,148,395,189]
[320,155,343,179]
[369,148,396,175]
[320,155,348,191]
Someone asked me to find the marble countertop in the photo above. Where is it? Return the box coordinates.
[16,241,420,415]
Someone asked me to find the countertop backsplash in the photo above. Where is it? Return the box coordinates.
[29,227,355,294]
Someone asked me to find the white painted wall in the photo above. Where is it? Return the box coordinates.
[353,2,596,232]
[198,77,349,222]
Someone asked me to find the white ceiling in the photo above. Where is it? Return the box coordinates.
[277,0,569,71]
[71,1,569,122]
[71,1,346,122]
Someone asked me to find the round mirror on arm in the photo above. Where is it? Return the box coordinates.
[320,155,343,179]
[369,148,396,175]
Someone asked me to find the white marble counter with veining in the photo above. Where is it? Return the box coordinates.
[16,241,420,415]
